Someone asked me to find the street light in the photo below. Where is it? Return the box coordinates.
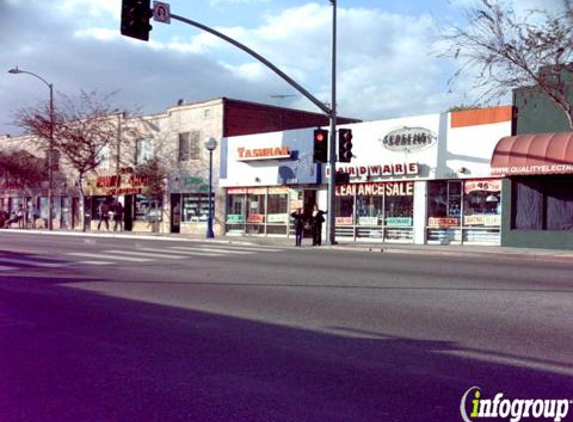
[204,137,218,239]
[8,66,55,231]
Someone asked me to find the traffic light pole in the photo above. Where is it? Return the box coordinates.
[327,0,337,245]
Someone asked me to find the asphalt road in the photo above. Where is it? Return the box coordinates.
[1,232,572,422]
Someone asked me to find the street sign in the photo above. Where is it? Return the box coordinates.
[153,1,171,24]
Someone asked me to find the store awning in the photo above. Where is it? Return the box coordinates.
[490,132,573,176]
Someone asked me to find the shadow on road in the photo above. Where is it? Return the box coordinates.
[1,273,571,422]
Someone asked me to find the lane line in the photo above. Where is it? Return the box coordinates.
[136,248,223,257]
[67,252,152,262]
[195,245,284,253]
[105,250,187,259]
[170,246,252,255]
[0,257,67,268]
[74,260,114,266]
[0,265,17,271]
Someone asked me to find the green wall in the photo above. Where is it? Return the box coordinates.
[500,179,573,249]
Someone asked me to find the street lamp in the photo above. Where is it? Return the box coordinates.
[8,66,55,231]
[204,137,218,239]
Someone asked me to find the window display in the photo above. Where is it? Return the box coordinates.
[135,195,162,221]
[181,193,214,223]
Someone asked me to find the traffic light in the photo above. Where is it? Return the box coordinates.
[338,128,353,163]
[313,129,329,163]
[120,0,152,41]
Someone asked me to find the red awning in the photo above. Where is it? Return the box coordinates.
[490,132,573,176]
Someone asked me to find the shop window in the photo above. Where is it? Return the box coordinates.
[267,193,288,224]
[334,195,353,225]
[427,181,462,227]
[463,180,501,226]
[385,194,413,226]
[513,176,573,230]
[182,193,214,223]
[356,196,383,225]
[135,194,162,221]
[247,192,266,223]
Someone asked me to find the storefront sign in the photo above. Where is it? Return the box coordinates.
[357,216,379,226]
[428,217,460,227]
[227,214,245,224]
[385,217,413,227]
[267,213,288,223]
[463,215,501,226]
[247,213,264,223]
[327,162,419,180]
[464,179,501,194]
[88,173,149,196]
[237,146,291,161]
[380,127,437,152]
[227,187,247,194]
[491,164,573,176]
[336,216,353,225]
[336,182,414,197]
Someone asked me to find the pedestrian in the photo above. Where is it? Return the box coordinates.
[16,205,25,229]
[113,201,124,232]
[311,204,327,246]
[290,208,305,247]
[97,201,110,231]
[28,202,39,229]
[0,208,8,229]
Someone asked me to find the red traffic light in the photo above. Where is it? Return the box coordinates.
[315,131,325,142]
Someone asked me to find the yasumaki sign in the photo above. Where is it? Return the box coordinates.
[380,127,437,152]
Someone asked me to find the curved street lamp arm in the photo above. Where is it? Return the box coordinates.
[170,14,333,117]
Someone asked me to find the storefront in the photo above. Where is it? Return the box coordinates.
[168,171,217,235]
[492,132,573,249]
[221,106,512,245]
[220,128,321,236]
[85,168,157,232]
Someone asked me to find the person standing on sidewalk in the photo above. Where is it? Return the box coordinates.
[290,208,305,247]
[311,204,327,246]
[97,201,110,231]
[113,201,124,232]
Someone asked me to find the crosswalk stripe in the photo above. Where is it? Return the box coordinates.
[0,265,16,271]
[75,260,114,266]
[0,257,67,268]
[67,252,152,262]
[137,248,223,257]
[106,250,187,259]
[208,245,283,252]
[171,246,252,255]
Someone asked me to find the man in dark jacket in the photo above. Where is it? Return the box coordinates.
[311,204,327,246]
[290,208,305,247]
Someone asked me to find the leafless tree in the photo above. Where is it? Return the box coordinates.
[439,0,573,128]
[14,90,141,230]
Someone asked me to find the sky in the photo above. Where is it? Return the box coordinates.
[0,0,566,136]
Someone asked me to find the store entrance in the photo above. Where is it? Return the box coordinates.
[170,194,181,233]
[124,195,134,231]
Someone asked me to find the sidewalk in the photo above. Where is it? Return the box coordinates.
[2,228,573,263]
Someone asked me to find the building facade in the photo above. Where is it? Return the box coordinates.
[221,106,513,245]
[1,97,359,234]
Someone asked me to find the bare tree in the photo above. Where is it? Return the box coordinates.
[439,0,573,128]
[14,90,141,230]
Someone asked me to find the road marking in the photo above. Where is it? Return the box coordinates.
[211,245,283,252]
[171,246,252,255]
[0,265,16,271]
[67,252,152,262]
[0,257,67,268]
[75,260,114,266]
[105,250,187,259]
[136,247,223,257]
